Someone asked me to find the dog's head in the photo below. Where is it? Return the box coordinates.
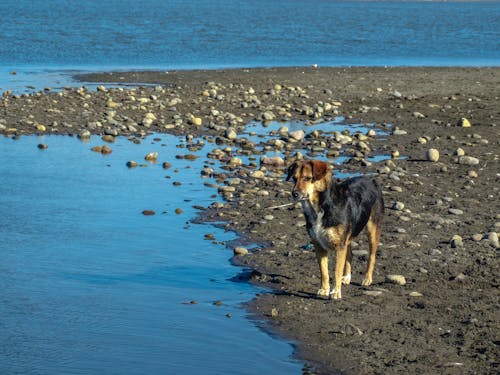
[286,159,330,201]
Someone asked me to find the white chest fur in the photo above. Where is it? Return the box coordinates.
[302,201,335,251]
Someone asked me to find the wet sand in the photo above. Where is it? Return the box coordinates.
[1,67,499,374]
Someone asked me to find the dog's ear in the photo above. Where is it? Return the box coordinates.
[311,160,329,181]
[286,161,299,181]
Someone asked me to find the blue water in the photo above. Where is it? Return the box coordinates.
[0,1,497,372]
[0,134,304,374]
[0,0,499,92]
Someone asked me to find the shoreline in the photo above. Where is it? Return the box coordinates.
[1,66,498,374]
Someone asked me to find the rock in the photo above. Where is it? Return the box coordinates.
[175,208,183,215]
[413,112,425,119]
[78,130,91,139]
[261,156,284,167]
[458,117,471,127]
[162,162,172,169]
[409,291,423,297]
[126,161,138,168]
[37,143,48,150]
[289,129,305,141]
[426,148,440,162]
[385,275,406,286]
[450,235,463,248]
[454,148,465,157]
[261,111,275,121]
[264,215,274,221]
[392,129,407,136]
[391,150,400,159]
[472,233,483,242]
[142,210,155,216]
[191,117,203,126]
[392,201,405,211]
[467,170,478,178]
[487,232,499,248]
[458,156,479,165]
[271,308,279,317]
[448,208,464,215]
[91,145,112,154]
[363,290,383,297]
[102,134,115,143]
[250,170,265,179]
[225,127,237,140]
[228,157,242,166]
[145,152,158,161]
[234,246,249,256]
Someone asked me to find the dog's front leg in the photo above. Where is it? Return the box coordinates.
[315,247,330,296]
[331,244,348,299]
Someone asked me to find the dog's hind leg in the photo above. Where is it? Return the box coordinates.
[362,214,381,286]
[342,243,352,285]
[315,247,330,296]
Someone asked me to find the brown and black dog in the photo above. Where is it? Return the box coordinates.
[286,159,384,299]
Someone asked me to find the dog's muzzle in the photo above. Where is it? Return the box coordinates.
[291,190,308,201]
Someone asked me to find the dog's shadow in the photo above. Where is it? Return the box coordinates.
[279,280,386,300]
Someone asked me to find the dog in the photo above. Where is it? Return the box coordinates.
[286,159,384,299]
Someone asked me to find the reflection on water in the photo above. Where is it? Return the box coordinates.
[0,134,303,374]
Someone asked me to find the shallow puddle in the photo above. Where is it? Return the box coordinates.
[0,133,303,374]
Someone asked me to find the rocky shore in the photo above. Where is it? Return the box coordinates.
[1,67,498,374]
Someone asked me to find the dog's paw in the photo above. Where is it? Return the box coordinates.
[316,288,330,297]
[330,287,342,300]
[341,273,351,285]
[361,277,372,286]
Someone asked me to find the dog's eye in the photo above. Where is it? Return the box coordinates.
[303,177,312,182]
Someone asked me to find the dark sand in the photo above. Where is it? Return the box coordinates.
[1,67,499,374]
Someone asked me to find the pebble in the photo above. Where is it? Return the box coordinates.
[175,208,183,215]
[289,129,305,141]
[142,210,155,216]
[458,156,479,165]
[234,246,249,256]
[450,235,463,248]
[250,170,265,179]
[426,148,440,162]
[467,170,478,178]
[191,117,203,126]
[145,152,158,161]
[487,232,499,247]
[261,156,285,167]
[448,208,464,215]
[78,130,91,139]
[409,291,423,297]
[37,143,48,149]
[454,148,465,156]
[91,145,112,154]
[472,233,483,242]
[126,161,138,168]
[385,275,406,285]
[271,308,279,317]
[392,201,405,211]
[363,290,383,297]
[392,129,407,136]
[457,117,471,127]
[264,215,274,221]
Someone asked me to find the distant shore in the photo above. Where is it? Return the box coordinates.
[2,67,499,374]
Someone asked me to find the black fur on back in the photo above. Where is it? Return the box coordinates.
[318,176,384,237]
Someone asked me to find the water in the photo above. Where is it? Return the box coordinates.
[0,133,304,374]
[0,1,499,92]
[0,1,496,372]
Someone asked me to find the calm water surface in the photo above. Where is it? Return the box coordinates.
[0,133,304,374]
[0,0,499,92]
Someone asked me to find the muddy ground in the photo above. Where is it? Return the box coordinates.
[1,67,499,374]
